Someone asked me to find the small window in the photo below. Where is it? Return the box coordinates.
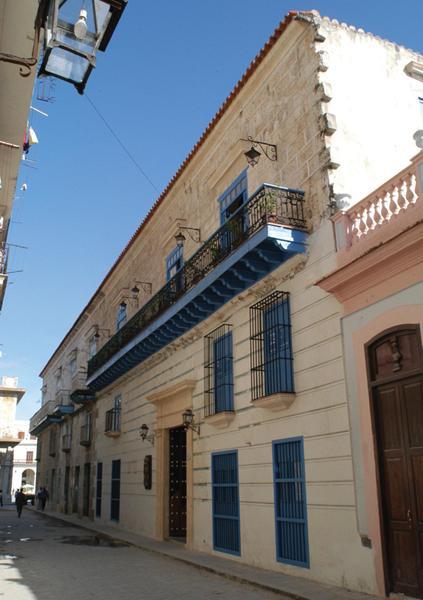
[18,431,25,440]
[204,324,234,416]
[250,291,293,400]
[69,354,77,377]
[88,335,97,359]
[55,368,62,392]
[166,246,183,281]
[116,302,127,331]
[218,171,247,225]
[26,451,34,462]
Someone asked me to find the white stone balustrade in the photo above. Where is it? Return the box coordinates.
[333,152,423,263]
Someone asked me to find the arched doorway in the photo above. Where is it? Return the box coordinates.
[21,468,35,490]
[367,326,423,598]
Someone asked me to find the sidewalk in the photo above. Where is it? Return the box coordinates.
[30,507,380,600]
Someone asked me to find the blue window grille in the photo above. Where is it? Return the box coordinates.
[96,462,102,518]
[116,302,127,331]
[204,324,234,416]
[250,291,293,400]
[211,451,240,555]
[273,437,309,567]
[218,171,248,225]
[110,459,121,522]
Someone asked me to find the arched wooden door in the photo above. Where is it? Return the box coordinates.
[368,326,423,598]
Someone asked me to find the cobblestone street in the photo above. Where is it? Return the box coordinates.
[0,507,283,600]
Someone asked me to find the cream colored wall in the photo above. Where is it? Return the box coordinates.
[316,17,423,209]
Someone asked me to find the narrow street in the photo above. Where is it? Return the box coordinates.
[0,507,282,600]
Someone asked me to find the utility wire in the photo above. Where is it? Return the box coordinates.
[85,94,160,194]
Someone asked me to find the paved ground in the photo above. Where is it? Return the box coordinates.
[0,505,283,600]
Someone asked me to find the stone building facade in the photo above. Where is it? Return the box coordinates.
[30,11,423,597]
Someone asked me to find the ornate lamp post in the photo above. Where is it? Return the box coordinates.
[39,0,127,94]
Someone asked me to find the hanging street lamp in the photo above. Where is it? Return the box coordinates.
[39,0,127,94]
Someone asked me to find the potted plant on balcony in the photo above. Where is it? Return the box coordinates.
[264,193,279,223]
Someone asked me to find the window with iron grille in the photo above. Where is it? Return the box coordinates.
[205,324,234,416]
[250,291,293,400]
[273,437,309,567]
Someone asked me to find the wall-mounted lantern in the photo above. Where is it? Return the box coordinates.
[94,326,110,340]
[139,423,155,445]
[240,136,278,167]
[39,0,127,94]
[182,408,200,435]
[131,281,153,299]
[175,227,201,248]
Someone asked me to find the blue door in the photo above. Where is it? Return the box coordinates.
[264,297,293,395]
[273,438,309,567]
[214,332,234,413]
[211,451,240,555]
[110,459,121,522]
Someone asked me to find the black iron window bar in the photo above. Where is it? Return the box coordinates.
[88,184,306,378]
[204,323,234,417]
[105,407,120,433]
[250,290,294,401]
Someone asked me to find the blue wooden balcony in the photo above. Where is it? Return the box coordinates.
[87,183,308,391]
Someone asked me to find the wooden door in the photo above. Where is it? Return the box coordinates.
[169,426,186,538]
[369,327,423,598]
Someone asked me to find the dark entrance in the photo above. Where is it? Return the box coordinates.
[368,326,423,598]
[64,466,70,513]
[83,463,90,517]
[168,426,187,538]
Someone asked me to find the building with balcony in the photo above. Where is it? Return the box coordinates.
[0,377,29,503]
[317,150,423,598]
[31,11,423,598]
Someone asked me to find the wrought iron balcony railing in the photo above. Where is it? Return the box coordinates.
[88,184,306,379]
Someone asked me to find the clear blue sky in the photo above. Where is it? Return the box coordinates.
[3,0,422,420]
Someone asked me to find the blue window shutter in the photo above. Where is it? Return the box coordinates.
[211,451,240,555]
[218,171,248,225]
[273,438,309,567]
[96,462,102,518]
[213,331,233,412]
[264,297,293,395]
[110,459,121,522]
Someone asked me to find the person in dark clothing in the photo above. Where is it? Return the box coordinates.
[39,487,48,511]
[15,489,26,517]
[0,489,3,507]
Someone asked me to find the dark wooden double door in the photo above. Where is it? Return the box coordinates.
[370,327,423,598]
[169,426,187,539]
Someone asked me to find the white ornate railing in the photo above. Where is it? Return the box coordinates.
[333,152,423,256]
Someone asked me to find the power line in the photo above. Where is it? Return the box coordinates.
[85,94,160,194]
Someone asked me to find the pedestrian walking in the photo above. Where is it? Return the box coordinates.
[39,487,49,511]
[15,488,26,518]
[36,487,43,509]
[0,489,3,507]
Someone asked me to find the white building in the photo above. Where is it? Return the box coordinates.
[10,420,37,499]
[0,377,36,503]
